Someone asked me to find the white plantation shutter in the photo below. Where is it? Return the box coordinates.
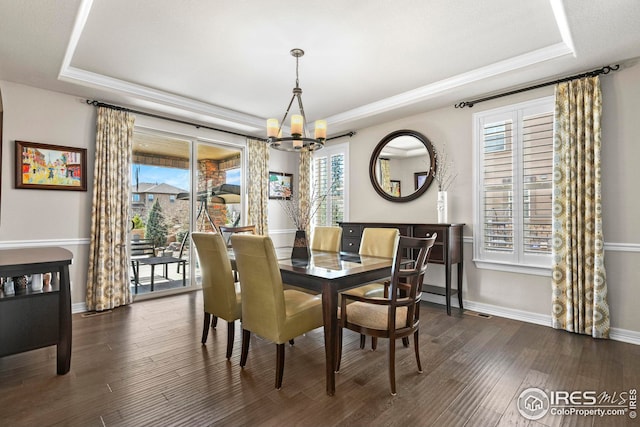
[474,97,553,271]
[313,154,329,225]
[313,143,348,226]
[482,119,514,254]
[522,112,553,255]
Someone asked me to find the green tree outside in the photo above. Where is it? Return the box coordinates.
[145,200,168,248]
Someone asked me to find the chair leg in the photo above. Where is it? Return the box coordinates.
[240,329,251,367]
[371,337,378,350]
[389,338,397,396]
[414,331,423,373]
[359,334,366,349]
[202,312,211,344]
[226,321,235,359]
[289,339,295,345]
[402,337,410,347]
[276,343,285,389]
[212,316,218,328]
[335,326,343,372]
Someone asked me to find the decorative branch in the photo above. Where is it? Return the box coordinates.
[279,180,336,230]
[431,143,457,191]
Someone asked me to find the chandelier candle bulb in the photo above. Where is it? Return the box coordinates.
[267,119,279,138]
[291,115,303,136]
[314,120,327,139]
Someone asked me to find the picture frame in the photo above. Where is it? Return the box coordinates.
[390,180,401,197]
[414,171,429,190]
[15,140,87,191]
[268,171,293,200]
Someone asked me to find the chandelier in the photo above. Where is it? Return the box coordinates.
[267,48,326,151]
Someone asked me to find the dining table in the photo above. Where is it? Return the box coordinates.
[254,248,397,396]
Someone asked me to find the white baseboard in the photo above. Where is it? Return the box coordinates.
[422,293,640,346]
[462,300,553,328]
[609,327,640,345]
[72,302,88,314]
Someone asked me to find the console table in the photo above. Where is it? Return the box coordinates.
[0,247,73,374]
[339,222,465,315]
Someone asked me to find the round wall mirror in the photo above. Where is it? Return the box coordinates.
[369,130,436,202]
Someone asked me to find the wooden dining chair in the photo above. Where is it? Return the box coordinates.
[310,226,342,252]
[191,232,241,359]
[219,225,256,280]
[342,227,400,349]
[336,234,437,395]
[219,225,257,248]
[231,234,324,389]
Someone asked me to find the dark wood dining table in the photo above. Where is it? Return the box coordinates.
[273,249,396,396]
[229,247,396,395]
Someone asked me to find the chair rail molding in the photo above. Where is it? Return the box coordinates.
[0,238,90,249]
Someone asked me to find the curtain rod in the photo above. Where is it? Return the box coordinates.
[85,99,355,142]
[454,64,620,109]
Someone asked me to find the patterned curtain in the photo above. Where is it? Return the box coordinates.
[551,76,610,338]
[247,138,269,235]
[298,150,312,235]
[380,158,391,193]
[86,107,135,311]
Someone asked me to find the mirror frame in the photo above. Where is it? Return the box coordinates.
[369,129,436,203]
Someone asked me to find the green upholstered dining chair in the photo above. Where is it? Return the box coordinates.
[231,234,324,390]
[342,227,400,348]
[337,234,437,395]
[310,226,342,252]
[191,232,241,359]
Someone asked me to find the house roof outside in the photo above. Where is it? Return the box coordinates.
[132,182,187,195]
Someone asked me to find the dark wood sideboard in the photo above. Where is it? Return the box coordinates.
[0,247,73,374]
[339,222,465,315]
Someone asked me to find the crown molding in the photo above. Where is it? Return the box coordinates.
[59,66,264,132]
[60,0,575,132]
[326,42,573,127]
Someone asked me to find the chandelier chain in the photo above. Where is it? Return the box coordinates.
[295,54,300,89]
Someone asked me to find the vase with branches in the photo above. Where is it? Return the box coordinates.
[279,181,336,259]
[431,144,457,223]
[431,143,457,192]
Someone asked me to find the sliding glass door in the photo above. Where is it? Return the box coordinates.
[130,131,244,296]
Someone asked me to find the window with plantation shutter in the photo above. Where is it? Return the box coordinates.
[473,96,553,274]
[312,142,348,226]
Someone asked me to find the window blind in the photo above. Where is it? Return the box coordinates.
[522,112,553,254]
[482,120,514,253]
[313,152,345,226]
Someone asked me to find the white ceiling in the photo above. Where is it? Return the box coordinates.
[1,0,640,138]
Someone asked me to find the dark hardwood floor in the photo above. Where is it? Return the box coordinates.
[1,292,638,426]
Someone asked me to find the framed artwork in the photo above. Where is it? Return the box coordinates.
[414,171,429,190]
[390,180,401,197]
[15,140,87,191]
[269,171,293,199]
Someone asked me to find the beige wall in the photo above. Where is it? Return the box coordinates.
[0,81,94,306]
[348,63,640,334]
